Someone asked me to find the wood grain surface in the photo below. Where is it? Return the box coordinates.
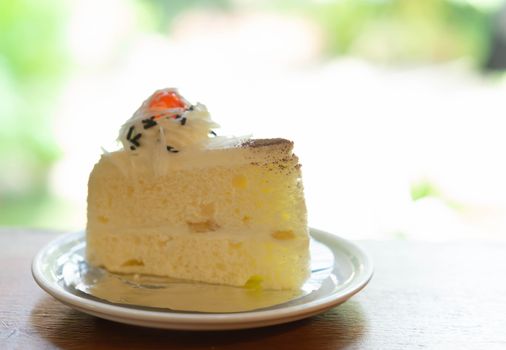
[1,228,506,349]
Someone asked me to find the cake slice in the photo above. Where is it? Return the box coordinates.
[86,88,309,290]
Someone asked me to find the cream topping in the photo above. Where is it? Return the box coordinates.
[109,88,262,176]
[118,88,220,155]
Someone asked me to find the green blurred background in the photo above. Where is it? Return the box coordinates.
[1,0,506,237]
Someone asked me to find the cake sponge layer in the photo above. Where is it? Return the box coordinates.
[87,229,309,290]
[86,139,310,290]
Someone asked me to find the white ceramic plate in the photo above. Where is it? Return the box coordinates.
[32,228,373,330]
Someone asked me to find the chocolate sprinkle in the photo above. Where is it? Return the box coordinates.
[180,117,187,126]
[130,146,136,151]
[188,105,195,111]
[126,126,134,140]
[142,118,157,129]
[209,130,217,136]
[166,145,179,153]
[130,133,142,147]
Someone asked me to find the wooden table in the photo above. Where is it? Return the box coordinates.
[1,228,506,349]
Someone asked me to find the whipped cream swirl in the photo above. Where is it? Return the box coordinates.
[118,88,219,155]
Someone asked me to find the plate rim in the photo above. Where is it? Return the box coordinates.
[32,228,374,329]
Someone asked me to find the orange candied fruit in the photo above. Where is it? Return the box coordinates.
[149,90,186,110]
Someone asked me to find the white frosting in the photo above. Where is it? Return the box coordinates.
[118,88,220,155]
[110,88,256,176]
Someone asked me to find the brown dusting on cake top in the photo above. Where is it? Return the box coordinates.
[241,138,300,174]
[241,138,293,149]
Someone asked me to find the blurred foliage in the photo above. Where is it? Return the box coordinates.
[411,179,440,201]
[0,0,68,225]
[143,0,233,30]
[145,0,500,66]
[281,0,499,66]
[410,179,465,211]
